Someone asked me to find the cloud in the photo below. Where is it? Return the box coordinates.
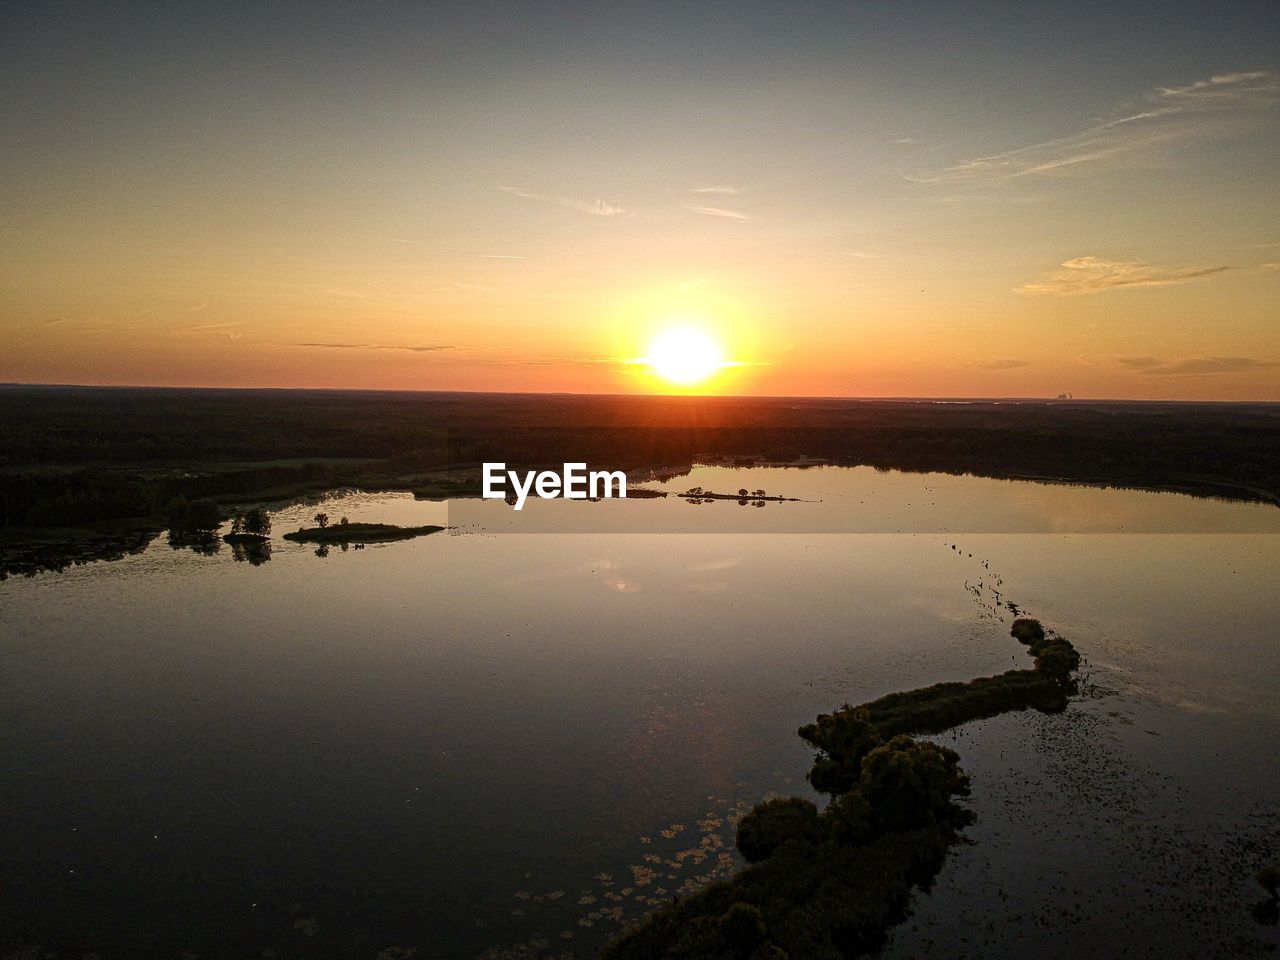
[297,342,456,353]
[685,185,738,195]
[500,186,625,217]
[1157,71,1280,102]
[962,358,1029,370]
[180,321,243,343]
[487,355,622,366]
[911,71,1279,183]
[686,204,751,222]
[1115,355,1279,377]
[1018,256,1230,296]
[16,317,68,331]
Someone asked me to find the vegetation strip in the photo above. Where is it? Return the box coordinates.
[602,618,1079,960]
[282,521,444,543]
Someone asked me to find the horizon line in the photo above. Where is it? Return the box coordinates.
[0,381,1275,406]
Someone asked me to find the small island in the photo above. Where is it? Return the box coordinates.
[602,617,1081,960]
[282,521,444,544]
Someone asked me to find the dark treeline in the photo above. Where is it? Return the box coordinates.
[1,385,1278,530]
[1,461,357,528]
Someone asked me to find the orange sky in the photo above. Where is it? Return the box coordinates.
[2,5,1278,400]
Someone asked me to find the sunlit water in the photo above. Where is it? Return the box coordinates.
[2,467,1278,958]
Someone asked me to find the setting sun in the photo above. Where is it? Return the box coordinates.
[644,327,727,386]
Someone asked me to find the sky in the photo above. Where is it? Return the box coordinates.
[2,1,1278,399]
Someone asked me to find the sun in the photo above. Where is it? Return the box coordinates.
[644,326,727,386]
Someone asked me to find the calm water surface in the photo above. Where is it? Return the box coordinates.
[2,467,1278,958]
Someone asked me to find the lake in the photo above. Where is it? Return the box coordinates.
[3,466,1279,958]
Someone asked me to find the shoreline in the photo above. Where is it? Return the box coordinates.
[3,457,1277,579]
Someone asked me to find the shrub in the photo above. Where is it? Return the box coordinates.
[799,706,880,794]
[242,507,271,536]
[822,787,875,846]
[736,797,824,862]
[1034,642,1080,678]
[1260,866,1280,899]
[166,497,222,533]
[859,735,970,831]
[718,902,766,950]
[1010,618,1045,644]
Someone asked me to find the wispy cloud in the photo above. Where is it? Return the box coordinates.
[181,321,239,333]
[962,358,1029,370]
[16,317,68,331]
[500,186,625,217]
[1115,355,1279,377]
[911,71,1279,183]
[686,204,751,222]
[685,185,739,195]
[297,342,456,353]
[1157,71,1280,103]
[1018,256,1230,296]
[489,355,622,366]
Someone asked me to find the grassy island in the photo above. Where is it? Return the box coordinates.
[603,618,1080,960]
[222,532,270,545]
[282,521,444,544]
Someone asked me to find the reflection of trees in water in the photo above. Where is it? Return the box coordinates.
[230,540,271,565]
[313,541,364,559]
[166,531,221,556]
[1,530,157,580]
[683,487,771,508]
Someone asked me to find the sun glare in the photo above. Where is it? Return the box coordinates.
[644,326,726,386]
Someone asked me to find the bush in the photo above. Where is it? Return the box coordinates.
[799,706,880,794]
[243,507,271,536]
[736,797,824,862]
[718,902,766,950]
[822,788,875,846]
[1010,618,1045,644]
[1259,866,1280,899]
[1034,641,1080,678]
[859,735,970,831]
[166,497,222,533]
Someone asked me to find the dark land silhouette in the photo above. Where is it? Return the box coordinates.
[2,384,1277,575]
